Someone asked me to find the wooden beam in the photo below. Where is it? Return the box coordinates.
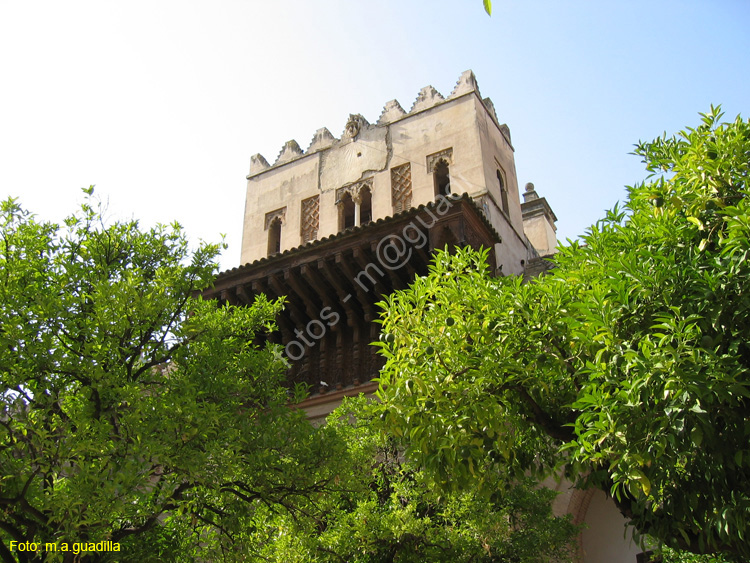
[336,250,376,323]
[301,263,346,326]
[284,265,321,320]
[317,256,362,327]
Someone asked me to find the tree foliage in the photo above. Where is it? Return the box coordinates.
[659,547,732,563]
[375,108,750,559]
[0,191,344,562]
[0,191,579,562]
[242,397,578,563]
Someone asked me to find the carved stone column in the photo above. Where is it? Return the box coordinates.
[352,189,362,227]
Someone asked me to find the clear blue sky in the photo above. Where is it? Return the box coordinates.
[1,1,748,270]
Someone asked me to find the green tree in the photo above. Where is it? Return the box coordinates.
[375,108,750,559]
[0,190,344,562]
[659,547,732,563]
[243,397,578,562]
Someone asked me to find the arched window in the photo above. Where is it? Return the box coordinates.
[267,217,282,256]
[359,186,372,225]
[338,192,356,230]
[337,181,373,232]
[434,158,451,197]
[498,170,509,215]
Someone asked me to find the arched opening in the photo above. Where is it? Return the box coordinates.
[359,186,372,225]
[267,217,282,256]
[338,192,356,231]
[434,158,451,197]
[498,170,509,215]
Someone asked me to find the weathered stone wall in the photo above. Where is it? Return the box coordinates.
[239,70,551,273]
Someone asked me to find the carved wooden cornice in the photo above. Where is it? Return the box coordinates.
[203,195,501,396]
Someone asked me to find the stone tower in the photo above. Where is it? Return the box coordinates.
[201,72,649,562]
[203,70,558,413]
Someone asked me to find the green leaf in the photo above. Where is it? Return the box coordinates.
[373,110,750,558]
[484,0,492,16]
[691,426,703,447]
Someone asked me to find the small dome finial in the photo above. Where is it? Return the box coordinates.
[523,182,539,202]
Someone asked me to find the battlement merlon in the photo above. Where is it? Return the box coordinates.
[246,70,512,180]
[240,70,535,272]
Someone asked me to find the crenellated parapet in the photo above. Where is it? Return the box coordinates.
[247,70,513,179]
[409,85,445,113]
[499,124,512,145]
[482,97,499,123]
[307,127,336,153]
[377,100,406,125]
[249,153,270,175]
[275,140,304,166]
[450,69,481,98]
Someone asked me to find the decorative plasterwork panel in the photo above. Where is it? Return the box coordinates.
[390,163,412,214]
[426,148,453,174]
[300,196,320,243]
[336,178,373,204]
[264,207,286,230]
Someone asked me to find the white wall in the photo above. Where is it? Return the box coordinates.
[581,490,643,563]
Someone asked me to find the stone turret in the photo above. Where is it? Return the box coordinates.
[521,182,558,256]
